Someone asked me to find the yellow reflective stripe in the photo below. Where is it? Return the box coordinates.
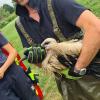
[28,71,35,81]
[15,58,19,65]
[36,90,39,95]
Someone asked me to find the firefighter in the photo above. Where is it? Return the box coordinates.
[14,0,100,99]
[0,32,39,100]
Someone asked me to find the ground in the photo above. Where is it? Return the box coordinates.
[1,0,100,100]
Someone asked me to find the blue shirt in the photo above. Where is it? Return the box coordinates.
[0,33,8,66]
[15,0,87,47]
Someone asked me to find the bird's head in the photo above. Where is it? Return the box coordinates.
[41,38,57,49]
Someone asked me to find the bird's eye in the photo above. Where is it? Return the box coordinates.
[44,42,50,45]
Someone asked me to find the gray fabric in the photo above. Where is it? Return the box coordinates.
[55,74,100,100]
[47,0,67,41]
[16,18,34,46]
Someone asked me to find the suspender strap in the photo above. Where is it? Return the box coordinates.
[16,18,34,46]
[47,0,67,42]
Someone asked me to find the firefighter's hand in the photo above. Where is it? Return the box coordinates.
[0,68,5,79]
[27,46,46,64]
[58,55,82,80]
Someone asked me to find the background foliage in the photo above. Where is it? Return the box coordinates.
[0,4,16,30]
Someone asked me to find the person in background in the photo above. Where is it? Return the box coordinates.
[0,32,39,100]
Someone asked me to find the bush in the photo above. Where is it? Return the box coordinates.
[0,13,16,29]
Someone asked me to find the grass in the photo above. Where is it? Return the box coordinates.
[1,18,23,54]
[1,0,100,100]
[76,0,100,17]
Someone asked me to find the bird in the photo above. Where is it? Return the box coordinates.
[41,38,100,76]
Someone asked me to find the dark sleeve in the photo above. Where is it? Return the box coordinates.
[15,22,30,48]
[0,33,8,48]
[58,0,87,25]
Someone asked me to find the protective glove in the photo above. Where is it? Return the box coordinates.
[24,45,46,64]
[58,55,82,80]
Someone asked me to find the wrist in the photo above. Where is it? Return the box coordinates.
[74,66,87,76]
[75,60,87,70]
[1,66,7,73]
[68,67,82,77]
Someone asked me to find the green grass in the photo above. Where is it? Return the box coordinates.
[76,0,100,17]
[1,0,100,100]
[1,18,23,54]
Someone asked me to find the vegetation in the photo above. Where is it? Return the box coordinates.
[3,4,15,13]
[1,0,100,100]
[77,0,100,17]
[0,4,16,30]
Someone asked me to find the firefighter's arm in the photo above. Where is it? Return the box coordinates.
[0,43,17,77]
[75,10,100,70]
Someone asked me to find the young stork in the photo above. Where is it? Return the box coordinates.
[41,38,100,78]
[41,38,83,74]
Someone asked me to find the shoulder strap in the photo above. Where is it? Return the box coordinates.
[47,0,67,42]
[16,18,34,46]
